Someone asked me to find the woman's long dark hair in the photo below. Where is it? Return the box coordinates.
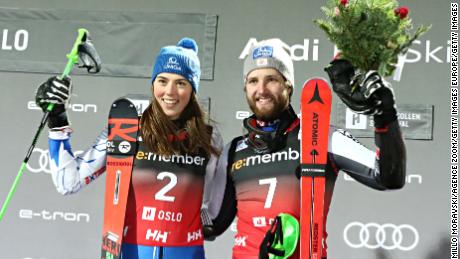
[140,93,219,157]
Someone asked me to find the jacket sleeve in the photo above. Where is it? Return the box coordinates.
[373,120,406,189]
[201,126,224,225]
[203,140,238,239]
[329,120,406,190]
[48,127,108,195]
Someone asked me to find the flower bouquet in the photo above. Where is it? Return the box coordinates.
[314,0,431,77]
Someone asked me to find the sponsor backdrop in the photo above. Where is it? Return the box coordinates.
[0,0,454,258]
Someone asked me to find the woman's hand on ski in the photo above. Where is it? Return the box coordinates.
[35,76,72,128]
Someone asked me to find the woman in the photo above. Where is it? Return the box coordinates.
[35,38,223,259]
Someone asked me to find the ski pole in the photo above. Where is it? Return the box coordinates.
[0,28,100,221]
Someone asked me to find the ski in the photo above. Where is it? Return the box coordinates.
[101,97,140,259]
[299,78,332,259]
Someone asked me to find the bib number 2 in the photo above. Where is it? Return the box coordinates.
[155,172,177,202]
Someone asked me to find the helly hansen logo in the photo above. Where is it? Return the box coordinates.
[142,206,156,221]
[187,229,202,242]
[146,229,168,243]
[231,147,299,172]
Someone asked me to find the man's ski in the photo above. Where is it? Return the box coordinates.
[300,78,332,259]
[101,98,140,259]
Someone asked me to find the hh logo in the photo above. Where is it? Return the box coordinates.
[142,206,157,221]
[108,118,138,141]
[345,108,367,129]
[187,229,202,242]
[146,229,169,243]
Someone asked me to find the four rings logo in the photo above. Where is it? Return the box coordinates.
[27,148,83,174]
[343,222,419,251]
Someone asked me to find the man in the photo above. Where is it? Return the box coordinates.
[205,38,406,259]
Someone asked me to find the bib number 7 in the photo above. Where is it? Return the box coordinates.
[259,177,277,209]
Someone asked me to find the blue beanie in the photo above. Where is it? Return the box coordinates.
[151,38,201,92]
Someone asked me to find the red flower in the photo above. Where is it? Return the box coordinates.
[334,52,342,60]
[340,0,348,6]
[394,6,409,19]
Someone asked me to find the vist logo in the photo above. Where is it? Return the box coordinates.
[19,209,90,223]
[164,56,182,71]
[235,139,248,152]
[336,129,364,146]
[28,101,97,113]
[231,147,299,172]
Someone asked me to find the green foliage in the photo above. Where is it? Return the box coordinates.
[314,0,431,77]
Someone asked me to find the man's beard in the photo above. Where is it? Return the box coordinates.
[247,92,289,122]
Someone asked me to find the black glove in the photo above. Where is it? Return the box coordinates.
[201,208,216,241]
[325,59,397,128]
[35,76,72,128]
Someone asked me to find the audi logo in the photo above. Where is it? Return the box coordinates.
[343,222,419,251]
[27,148,83,174]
